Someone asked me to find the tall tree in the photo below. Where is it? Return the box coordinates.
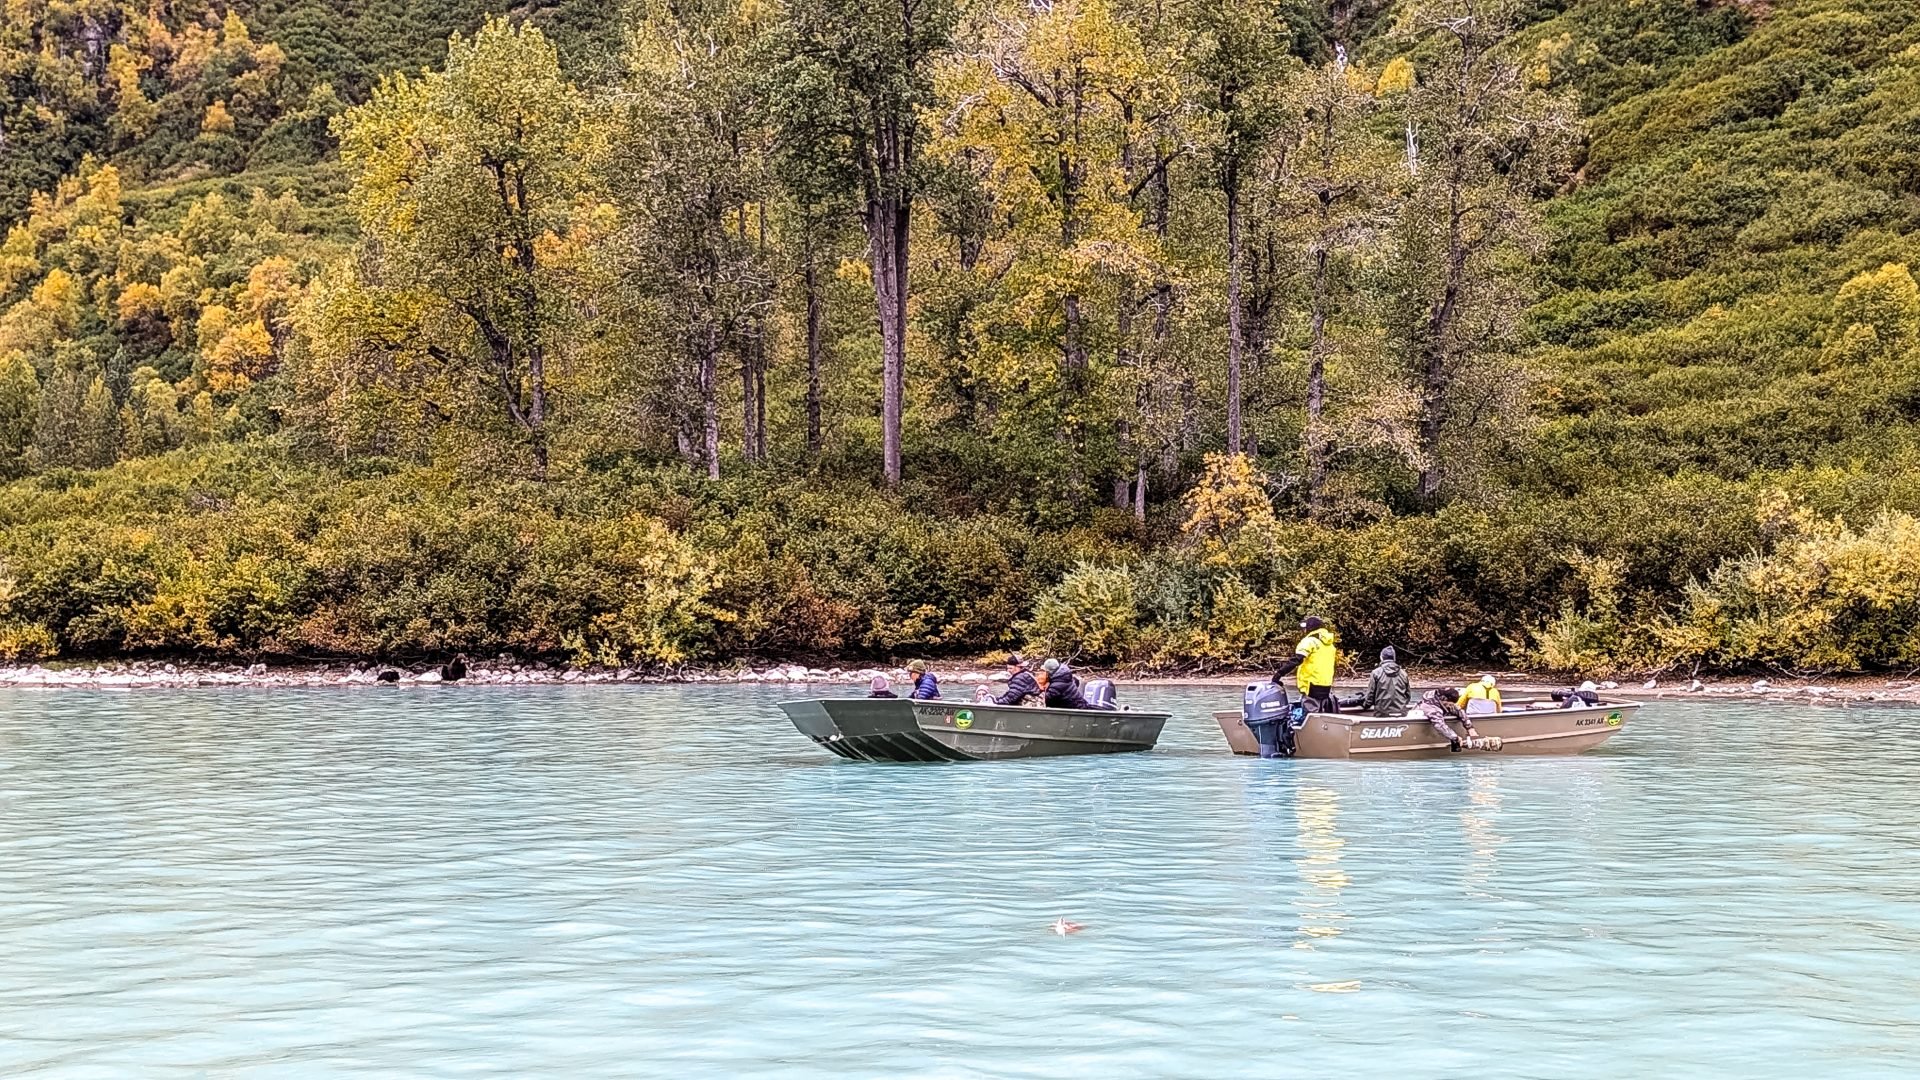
[767,53,859,462]
[1285,50,1383,515]
[331,19,591,475]
[1390,0,1575,504]
[778,0,959,488]
[611,0,770,480]
[1188,0,1295,457]
[937,0,1173,494]
[1110,0,1189,520]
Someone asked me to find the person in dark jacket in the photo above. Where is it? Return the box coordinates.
[866,674,898,699]
[1041,658,1094,710]
[907,659,941,700]
[992,654,1042,705]
[1359,646,1412,717]
[1555,680,1600,708]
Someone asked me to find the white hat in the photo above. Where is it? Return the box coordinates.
[1481,675,1497,687]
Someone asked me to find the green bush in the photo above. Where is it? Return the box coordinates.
[1019,562,1150,664]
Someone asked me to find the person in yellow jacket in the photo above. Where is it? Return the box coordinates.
[1458,675,1504,715]
[1272,616,1339,714]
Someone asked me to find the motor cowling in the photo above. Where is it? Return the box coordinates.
[1243,682,1299,758]
[1082,678,1117,710]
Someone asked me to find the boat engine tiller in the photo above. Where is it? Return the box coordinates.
[1243,682,1300,758]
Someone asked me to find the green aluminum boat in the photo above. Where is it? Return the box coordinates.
[778,698,1170,762]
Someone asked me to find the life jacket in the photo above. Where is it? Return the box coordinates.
[1295,628,1337,693]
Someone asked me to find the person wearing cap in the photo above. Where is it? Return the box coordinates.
[907,660,941,701]
[991,654,1042,706]
[1418,688,1481,752]
[1358,646,1411,717]
[1041,658,1094,710]
[1272,615,1339,713]
[1558,680,1600,708]
[866,674,899,699]
[1458,675,1503,715]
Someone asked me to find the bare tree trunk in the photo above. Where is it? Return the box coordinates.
[527,343,547,477]
[502,168,547,478]
[1060,140,1088,498]
[1147,164,1173,517]
[675,419,695,466]
[1304,77,1339,516]
[740,347,758,462]
[1224,157,1245,457]
[1305,243,1329,513]
[1114,287,1135,513]
[700,321,721,481]
[754,349,767,460]
[1418,164,1470,505]
[1063,296,1087,385]
[868,196,909,489]
[805,253,824,458]
[1417,344,1446,502]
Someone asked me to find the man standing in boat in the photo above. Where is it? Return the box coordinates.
[1272,616,1339,713]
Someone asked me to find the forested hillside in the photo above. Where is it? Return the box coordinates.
[0,0,1916,675]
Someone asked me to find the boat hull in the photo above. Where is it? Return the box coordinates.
[1212,701,1638,759]
[780,698,1169,762]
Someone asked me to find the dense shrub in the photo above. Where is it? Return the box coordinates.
[0,446,1114,664]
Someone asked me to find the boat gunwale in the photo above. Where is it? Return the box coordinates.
[780,696,1172,721]
[1212,699,1639,758]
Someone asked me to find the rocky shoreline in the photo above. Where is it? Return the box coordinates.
[0,659,1917,705]
[0,660,950,690]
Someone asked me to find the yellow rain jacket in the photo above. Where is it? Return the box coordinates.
[1459,682,1503,712]
[1294,627,1338,693]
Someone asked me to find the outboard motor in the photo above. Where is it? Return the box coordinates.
[1082,678,1118,711]
[1243,682,1301,758]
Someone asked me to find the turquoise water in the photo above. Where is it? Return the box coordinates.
[2,686,1918,1077]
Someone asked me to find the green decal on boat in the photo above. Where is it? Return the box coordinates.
[955,710,973,730]
[1607,711,1623,727]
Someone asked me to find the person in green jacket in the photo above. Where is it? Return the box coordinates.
[1359,646,1411,717]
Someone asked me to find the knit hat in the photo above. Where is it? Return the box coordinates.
[1380,646,1397,663]
[1577,680,1597,693]
[1042,658,1061,674]
[870,675,890,692]
[907,660,927,674]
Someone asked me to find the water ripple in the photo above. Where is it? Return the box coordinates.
[2,687,1919,1077]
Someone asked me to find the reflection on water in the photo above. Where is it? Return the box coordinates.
[2,686,1920,1078]
[1292,786,1348,949]
[1462,764,1505,894]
